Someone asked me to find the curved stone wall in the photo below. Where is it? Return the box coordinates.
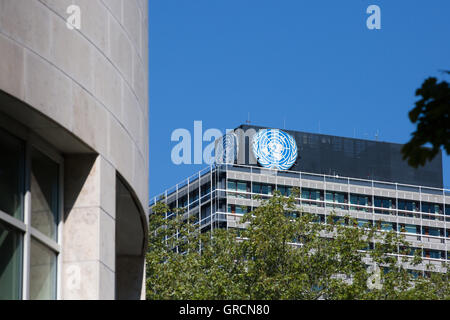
[0,0,149,211]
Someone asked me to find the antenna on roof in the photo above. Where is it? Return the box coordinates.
[246,112,251,125]
[283,117,286,129]
[375,130,379,141]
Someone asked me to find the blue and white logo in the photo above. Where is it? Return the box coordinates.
[215,132,238,164]
[252,129,297,170]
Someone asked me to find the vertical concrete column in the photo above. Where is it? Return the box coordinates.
[62,154,116,299]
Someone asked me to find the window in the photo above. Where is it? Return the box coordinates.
[0,221,22,300]
[0,126,62,300]
[357,219,372,228]
[374,197,394,209]
[227,180,249,198]
[424,250,443,259]
[237,182,247,193]
[227,180,236,191]
[380,222,395,231]
[189,190,199,203]
[421,202,442,214]
[0,129,24,220]
[29,238,57,300]
[235,205,247,214]
[252,183,274,195]
[326,191,346,206]
[401,224,418,234]
[325,191,346,210]
[350,194,369,212]
[374,197,395,214]
[200,184,210,197]
[261,184,273,195]
[31,149,59,240]
[201,205,211,220]
[301,188,321,201]
[398,199,418,212]
[178,196,187,208]
[277,185,292,196]
[427,227,442,237]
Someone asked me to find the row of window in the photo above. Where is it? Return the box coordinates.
[227,180,450,215]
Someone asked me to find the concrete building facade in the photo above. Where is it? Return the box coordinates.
[0,0,149,299]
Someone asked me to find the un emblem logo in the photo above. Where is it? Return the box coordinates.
[252,129,297,170]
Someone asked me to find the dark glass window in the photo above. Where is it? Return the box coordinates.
[427,227,442,237]
[400,224,418,234]
[252,183,261,194]
[424,250,443,259]
[0,221,22,300]
[301,188,321,201]
[277,185,292,196]
[0,129,24,220]
[374,197,394,209]
[227,180,237,191]
[445,205,450,216]
[398,199,418,211]
[422,202,442,214]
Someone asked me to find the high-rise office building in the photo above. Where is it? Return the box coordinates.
[0,0,149,299]
[151,125,449,275]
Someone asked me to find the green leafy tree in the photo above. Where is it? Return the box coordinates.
[146,191,450,300]
[402,71,450,167]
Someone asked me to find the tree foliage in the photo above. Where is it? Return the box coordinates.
[146,191,449,300]
[402,71,450,167]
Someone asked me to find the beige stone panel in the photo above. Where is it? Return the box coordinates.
[123,82,142,148]
[123,0,141,54]
[143,116,149,169]
[133,50,147,110]
[0,33,25,100]
[99,262,115,300]
[109,14,132,84]
[139,108,149,167]
[99,209,115,271]
[0,0,51,60]
[24,51,74,131]
[72,83,108,155]
[107,113,134,185]
[73,0,109,54]
[63,206,100,263]
[141,11,149,70]
[102,0,123,23]
[99,157,116,219]
[62,261,99,300]
[51,14,94,92]
[64,155,100,210]
[93,50,122,120]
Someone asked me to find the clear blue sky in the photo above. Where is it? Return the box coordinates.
[148,0,450,199]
